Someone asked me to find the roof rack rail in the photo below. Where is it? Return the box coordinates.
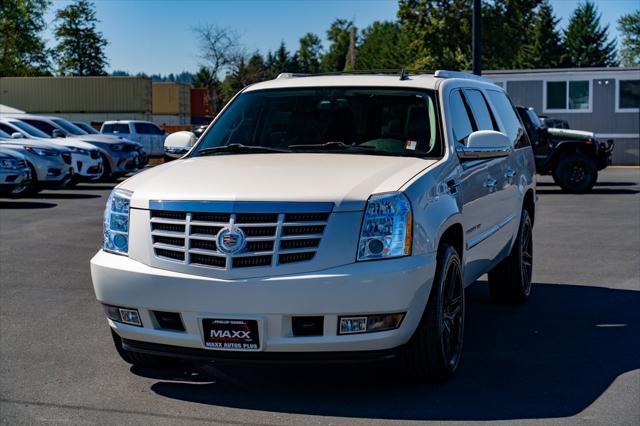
[434,70,494,83]
[276,69,436,79]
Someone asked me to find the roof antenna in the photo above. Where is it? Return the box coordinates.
[400,69,410,81]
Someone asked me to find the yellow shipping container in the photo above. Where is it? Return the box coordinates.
[152,82,191,115]
[0,76,151,113]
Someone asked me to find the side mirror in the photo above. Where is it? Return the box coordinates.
[11,132,24,139]
[52,129,66,138]
[456,130,512,160]
[164,131,196,159]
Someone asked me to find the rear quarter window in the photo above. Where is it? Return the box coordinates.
[102,123,130,134]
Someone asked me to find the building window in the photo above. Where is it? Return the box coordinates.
[545,80,590,112]
[618,79,640,111]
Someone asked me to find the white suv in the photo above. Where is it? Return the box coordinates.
[91,71,536,382]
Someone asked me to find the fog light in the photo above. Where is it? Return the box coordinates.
[102,304,142,327]
[339,313,404,335]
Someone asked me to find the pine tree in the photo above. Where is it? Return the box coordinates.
[519,0,566,68]
[321,19,355,72]
[618,10,640,67]
[356,21,410,70]
[53,0,108,76]
[0,0,52,76]
[297,33,322,73]
[564,0,618,67]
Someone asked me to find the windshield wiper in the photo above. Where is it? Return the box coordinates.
[196,143,290,156]
[288,141,376,152]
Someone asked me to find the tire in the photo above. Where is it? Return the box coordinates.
[552,152,597,193]
[66,175,80,187]
[403,244,465,382]
[12,163,40,196]
[98,153,112,182]
[111,329,181,368]
[488,208,533,304]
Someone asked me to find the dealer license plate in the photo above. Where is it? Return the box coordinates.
[202,318,260,351]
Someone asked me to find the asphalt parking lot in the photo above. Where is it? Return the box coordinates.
[1,168,639,425]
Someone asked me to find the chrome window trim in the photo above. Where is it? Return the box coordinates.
[148,200,334,214]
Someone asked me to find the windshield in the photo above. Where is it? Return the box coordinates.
[8,120,51,138]
[52,118,87,135]
[192,87,441,158]
[74,122,99,134]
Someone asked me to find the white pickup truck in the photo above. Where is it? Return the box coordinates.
[100,120,167,157]
[91,71,536,382]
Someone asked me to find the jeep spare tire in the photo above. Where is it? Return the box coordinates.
[553,152,597,193]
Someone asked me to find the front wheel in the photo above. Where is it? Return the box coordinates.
[403,244,465,382]
[488,208,533,303]
[552,153,597,193]
[11,163,40,196]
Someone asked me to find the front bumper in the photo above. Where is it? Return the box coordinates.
[71,153,103,179]
[90,250,435,355]
[597,139,614,170]
[108,150,145,174]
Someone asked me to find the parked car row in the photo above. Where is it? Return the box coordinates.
[0,115,156,197]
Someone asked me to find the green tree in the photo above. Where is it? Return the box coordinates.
[483,0,542,69]
[222,52,269,102]
[398,0,471,70]
[564,0,618,67]
[519,0,566,68]
[53,0,108,76]
[321,19,355,72]
[618,10,640,66]
[356,21,410,70]
[0,0,51,76]
[296,33,322,73]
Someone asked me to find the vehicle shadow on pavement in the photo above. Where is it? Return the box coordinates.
[536,188,639,195]
[143,282,640,421]
[0,201,57,209]
[31,192,103,200]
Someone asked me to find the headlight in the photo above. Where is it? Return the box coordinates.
[110,143,125,151]
[24,146,58,156]
[0,159,18,169]
[103,189,132,255]
[357,192,412,261]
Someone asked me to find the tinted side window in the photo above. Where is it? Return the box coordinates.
[22,119,56,136]
[449,90,474,144]
[134,123,163,135]
[103,123,130,133]
[463,89,496,131]
[0,123,15,134]
[486,90,529,148]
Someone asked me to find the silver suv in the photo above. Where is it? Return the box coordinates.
[91,71,536,382]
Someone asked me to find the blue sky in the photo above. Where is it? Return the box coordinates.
[43,0,638,75]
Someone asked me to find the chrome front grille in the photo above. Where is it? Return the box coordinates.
[149,207,330,270]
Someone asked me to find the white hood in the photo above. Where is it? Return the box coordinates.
[48,137,98,151]
[0,136,70,151]
[121,153,436,212]
[74,134,131,144]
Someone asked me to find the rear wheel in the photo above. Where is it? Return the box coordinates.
[552,152,597,193]
[111,329,181,368]
[488,208,533,303]
[403,244,465,382]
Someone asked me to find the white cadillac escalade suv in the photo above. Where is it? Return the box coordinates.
[91,70,536,382]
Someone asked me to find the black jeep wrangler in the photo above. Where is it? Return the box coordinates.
[516,106,614,193]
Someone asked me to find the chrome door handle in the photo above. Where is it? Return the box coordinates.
[485,178,497,192]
